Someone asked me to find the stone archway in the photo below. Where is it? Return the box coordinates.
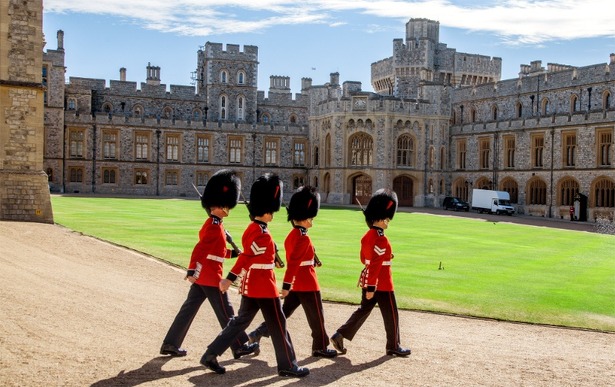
[352,174,372,206]
[393,175,414,207]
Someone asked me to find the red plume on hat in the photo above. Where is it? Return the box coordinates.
[201,169,241,211]
[287,185,320,222]
[364,188,398,224]
[247,173,283,217]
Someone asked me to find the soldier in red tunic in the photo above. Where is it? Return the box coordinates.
[330,189,411,357]
[247,186,337,358]
[160,169,258,359]
[200,173,309,378]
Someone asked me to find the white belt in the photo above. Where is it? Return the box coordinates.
[382,261,391,266]
[207,254,225,263]
[300,260,314,266]
[250,263,275,270]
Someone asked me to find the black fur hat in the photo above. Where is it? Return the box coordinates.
[201,169,241,211]
[248,173,283,217]
[364,188,398,224]
[287,186,320,222]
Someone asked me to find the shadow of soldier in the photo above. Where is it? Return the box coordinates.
[90,356,202,386]
[296,354,393,385]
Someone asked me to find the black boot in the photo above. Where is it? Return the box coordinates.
[200,353,226,374]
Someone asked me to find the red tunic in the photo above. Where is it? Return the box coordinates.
[228,220,279,298]
[187,216,233,287]
[282,226,319,292]
[360,227,394,292]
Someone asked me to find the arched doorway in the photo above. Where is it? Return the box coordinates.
[352,174,372,206]
[393,176,414,206]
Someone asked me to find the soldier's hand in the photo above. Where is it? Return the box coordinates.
[185,276,196,284]
[366,291,374,300]
[280,289,289,299]
[219,279,232,293]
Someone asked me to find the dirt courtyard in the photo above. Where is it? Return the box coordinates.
[0,220,613,386]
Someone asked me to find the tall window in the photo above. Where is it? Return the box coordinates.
[440,147,446,170]
[570,95,579,112]
[165,170,179,186]
[102,168,117,184]
[479,138,490,169]
[229,137,243,163]
[504,136,515,168]
[237,71,245,85]
[67,98,76,110]
[563,132,576,167]
[594,178,615,207]
[292,175,306,190]
[237,96,244,120]
[531,134,544,168]
[294,141,306,167]
[429,147,435,169]
[325,134,331,167]
[69,129,85,158]
[135,169,148,185]
[456,139,466,170]
[597,129,612,166]
[265,139,278,165]
[69,167,83,183]
[103,131,118,160]
[166,134,179,162]
[560,178,579,206]
[196,171,208,187]
[135,133,149,160]
[349,133,373,167]
[501,179,519,203]
[196,136,210,163]
[220,95,227,120]
[220,70,228,83]
[313,146,319,167]
[396,134,415,167]
[528,179,547,205]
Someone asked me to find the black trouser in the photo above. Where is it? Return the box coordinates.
[337,289,401,351]
[204,295,297,371]
[252,290,329,352]
[163,283,247,352]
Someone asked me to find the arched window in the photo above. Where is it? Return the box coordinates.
[491,105,498,121]
[603,91,611,110]
[440,146,446,170]
[516,102,522,118]
[163,107,173,119]
[262,113,270,124]
[325,134,331,168]
[220,95,227,120]
[396,134,415,167]
[349,132,373,167]
[192,109,201,121]
[429,146,435,169]
[501,178,519,203]
[559,178,579,206]
[471,108,477,123]
[237,96,244,120]
[220,70,228,83]
[541,98,550,115]
[289,114,297,124]
[570,95,578,113]
[528,178,547,205]
[237,71,245,85]
[593,178,615,207]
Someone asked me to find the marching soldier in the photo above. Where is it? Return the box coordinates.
[160,169,258,359]
[200,173,309,378]
[248,186,337,358]
[330,189,411,357]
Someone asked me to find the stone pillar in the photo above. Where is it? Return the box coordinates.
[0,0,54,223]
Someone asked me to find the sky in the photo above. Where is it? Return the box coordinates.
[42,0,615,95]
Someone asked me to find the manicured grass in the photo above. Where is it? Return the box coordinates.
[50,195,615,332]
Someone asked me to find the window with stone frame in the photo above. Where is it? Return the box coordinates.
[541,98,550,116]
[103,130,118,160]
[237,96,245,120]
[456,139,466,170]
[501,178,519,203]
[133,105,143,117]
[196,135,210,163]
[349,133,373,167]
[67,98,76,110]
[293,141,307,167]
[262,113,270,124]
[237,71,245,85]
[559,178,579,206]
[229,137,243,164]
[264,138,279,165]
[531,133,544,168]
[220,70,228,83]
[165,170,179,186]
[479,138,490,169]
[220,95,227,120]
[596,128,612,166]
[135,132,150,160]
[396,134,415,167]
[292,175,306,190]
[504,135,515,168]
[528,178,547,205]
[166,134,180,162]
[134,169,148,185]
[69,129,85,158]
[196,171,208,188]
[570,94,579,113]
[69,166,84,183]
[429,146,435,169]
[602,91,612,110]
[102,168,118,184]
[562,131,576,167]
[440,147,446,170]
[594,178,615,207]
[192,109,201,121]
[325,134,331,168]
[162,107,173,119]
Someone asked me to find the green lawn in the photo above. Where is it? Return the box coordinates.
[50,195,615,332]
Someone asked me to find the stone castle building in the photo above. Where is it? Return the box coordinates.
[42,18,614,220]
[0,0,53,223]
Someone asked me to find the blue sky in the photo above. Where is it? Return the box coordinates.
[43,0,615,95]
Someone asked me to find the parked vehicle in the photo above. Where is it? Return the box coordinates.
[471,189,515,215]
[443,196,470,211]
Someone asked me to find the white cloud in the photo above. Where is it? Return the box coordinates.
[44,0,615,44]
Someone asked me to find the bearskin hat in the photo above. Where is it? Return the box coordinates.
[287,186,320,222]
[201,169,241,211]
[364,188,398,224]
[247,173,283,217]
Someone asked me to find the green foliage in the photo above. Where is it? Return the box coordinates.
[51,196,615,331]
